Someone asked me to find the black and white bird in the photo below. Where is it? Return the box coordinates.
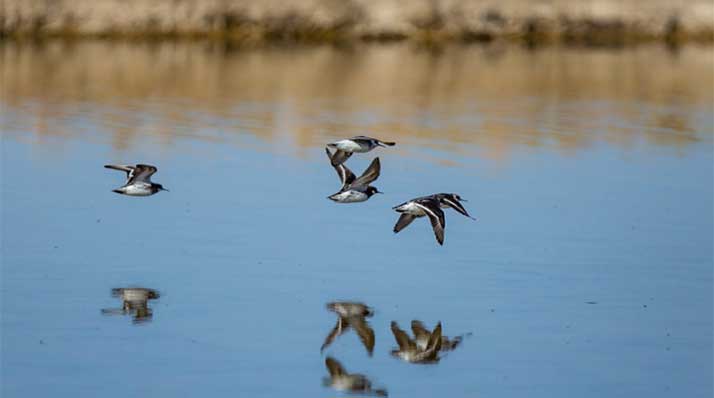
[326,136,395,166]
[326,148,382,203]
[321,302,375,356]
[323,357,388,396]
[104,164,168,196]
[392,193,475,245]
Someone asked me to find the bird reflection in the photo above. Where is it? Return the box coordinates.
[390,320,465,364]
[390,321,442,364]
[321,301,375,356]
[411,320,463,351]
[101,287,159,324]
[323,356,388,397]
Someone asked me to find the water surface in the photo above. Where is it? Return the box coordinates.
[1,41,712,398]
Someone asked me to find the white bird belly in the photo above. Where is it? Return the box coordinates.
[395,202,426,215]
[334,140,367,153]
[122,183,153,196]
[331,190,368,203]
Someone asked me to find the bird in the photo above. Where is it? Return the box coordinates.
[321,302,375,356]
[390,321,442,364]
[323,357,388,396]
[392,193,475,245]
[411,320,464,351]
[325,148,382,203]
[101,287,160,324]
[392,196,446,245]
[326,136,395,166]
[104,164,168,196]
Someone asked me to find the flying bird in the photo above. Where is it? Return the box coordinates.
[104,164,168,196]
[326,136,395,166]
[392,193,475,245]
[392,196,446,245]
[326,148,382,203]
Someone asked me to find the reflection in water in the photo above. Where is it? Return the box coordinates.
[411,320,465,351]
[391,320,465,364]
[321,301,375,356]
[101,288,160,324]
[390,321,442,364]
[1,41,711,162]
[323,356,388,397]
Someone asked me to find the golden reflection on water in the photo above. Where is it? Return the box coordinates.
[1,40,712,160]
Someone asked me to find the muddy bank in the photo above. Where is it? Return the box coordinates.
[2,0,713,44]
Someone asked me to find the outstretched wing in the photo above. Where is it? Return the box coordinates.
[104,164,135,180]
[326,148,356,188]
[127,164,158,184]
[325,357,345,377]
[351,157,380,188]
[321,317,349,352]
[393,213,416,233]
[350,316,375,356]
[330,149,353,167]
[391,321,415,350]
[441,195,474,219]
[411,320,431,342]
[427,322,443,352]
[414,200,446,245]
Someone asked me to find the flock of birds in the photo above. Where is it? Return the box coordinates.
[105,135,476,245]
[101,135,477,395]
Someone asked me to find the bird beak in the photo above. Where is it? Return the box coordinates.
[460,198,468,202]
[161,188,170,192]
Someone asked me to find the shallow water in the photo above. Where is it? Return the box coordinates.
[1,41,712,398]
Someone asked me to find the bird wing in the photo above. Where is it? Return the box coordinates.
[127,164,158,184]
[326,148,356,188]
[393,213,416,233]
[414,200,446,245]
[351,157,380,188]
[349,316,375,356]
[391,321,415,350]
[428,322,443,352]
[330,149,353,167]
[321,317,349,352]
[104,164,135,179]
[411,320,431,342]
[325,357,345,377]
[442,196,473,219]
[350,135,375,143]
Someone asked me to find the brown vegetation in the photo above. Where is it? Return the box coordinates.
[2,0,713,44]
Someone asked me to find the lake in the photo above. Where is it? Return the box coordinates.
[1,40,712,397]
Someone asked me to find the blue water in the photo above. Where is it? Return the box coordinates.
[1,44,713,398]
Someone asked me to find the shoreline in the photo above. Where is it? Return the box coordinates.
[2,0,713,45]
